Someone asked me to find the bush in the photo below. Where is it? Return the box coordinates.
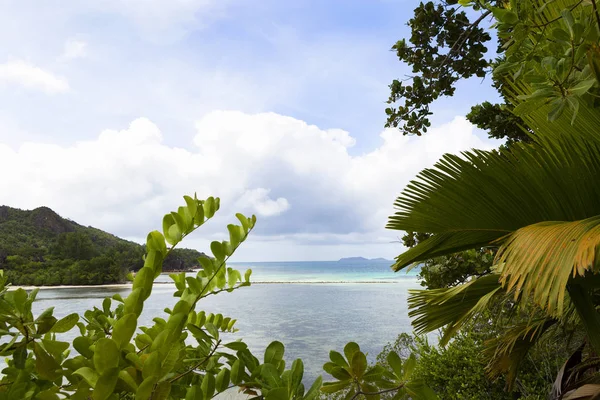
[0,195,435,400]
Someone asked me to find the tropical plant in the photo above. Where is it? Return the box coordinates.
[0,194,435,400]
[386,1,600,397]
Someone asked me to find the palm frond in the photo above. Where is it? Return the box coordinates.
[484,317,557,387]
[496,216,600,316]
[408,274,503,346]
[392,231,502,272]
[388,131,600,271]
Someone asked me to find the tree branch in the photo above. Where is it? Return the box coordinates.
[168,339,222,383]
[349,384,406,400]
[438,10,492,72]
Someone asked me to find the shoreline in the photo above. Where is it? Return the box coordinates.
[9,279,417,291]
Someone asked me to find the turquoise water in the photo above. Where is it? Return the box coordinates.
[156,259,420,283]
[27,261,423,381]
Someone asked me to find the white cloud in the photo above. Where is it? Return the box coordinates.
[239,188,290,217]
[0,111,495,260]
[0,60,69,93]
[62,39,87,60]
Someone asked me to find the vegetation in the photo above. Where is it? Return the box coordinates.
[386,0,600,398]
[0,205,206,286]
[0,196,436,400]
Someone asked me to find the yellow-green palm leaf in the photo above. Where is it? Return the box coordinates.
[497,216,600,316]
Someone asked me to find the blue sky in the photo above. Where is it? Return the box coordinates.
[0,0,501,261]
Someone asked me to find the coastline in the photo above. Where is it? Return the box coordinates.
[9,279,416,291]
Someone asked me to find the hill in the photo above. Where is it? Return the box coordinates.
[0,205,206,286]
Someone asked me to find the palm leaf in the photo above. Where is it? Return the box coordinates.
[484,317,557,387]
[496,216,600,316]
[388,131,600,271]
[408,274,503,345]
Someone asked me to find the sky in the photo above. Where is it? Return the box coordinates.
[0,0,502,261]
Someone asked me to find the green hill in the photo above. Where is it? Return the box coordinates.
[0,205,206,286]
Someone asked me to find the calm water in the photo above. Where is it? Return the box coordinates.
[156,259,420,283]
[30,260,422,381]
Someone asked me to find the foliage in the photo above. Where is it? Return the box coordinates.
[0,195,435,400]
[375,330,565,400]
[385,1,493,136]
[0,205,205,286]
[492,0,600,122]
[321,342,437,400]
[387,1,600,396]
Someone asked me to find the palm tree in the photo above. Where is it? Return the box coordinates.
[386,3,600,391]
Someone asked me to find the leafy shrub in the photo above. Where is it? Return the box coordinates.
[0,195,435,400]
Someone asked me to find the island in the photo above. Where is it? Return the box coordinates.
[337,256,392,262]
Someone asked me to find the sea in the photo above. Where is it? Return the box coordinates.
[30,260,422,381]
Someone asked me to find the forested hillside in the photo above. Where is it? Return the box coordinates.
[0,205,205,285]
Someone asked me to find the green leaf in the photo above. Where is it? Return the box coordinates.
[551,27,571,42]
[14,345,27,369]
[74,367,99,388]
[320,381,351,394]
[201,372,216,399]
[34,342,61,381]
[205,322,219,339]
[112,313,138,349]
[137,376,159,400]
[264,341,285,364]
[343,342,360,364]
[303,376,322,400]
[362,365,386,382]
[547,97,566,122]
[386,351,403,378]
[118,370,138,391]
[289,359,304,395]
[146,230,167,256]
[329,351,349,368]
[93,338,119,375]
[236,213,249,233]
[569,79,596,96]
[211,241,225,261]
[351,351,367,379]
[224,341,247,351]
[265,387,288,400]
[404,380,438,400]
[231,359,244,384]
[153,381,172,400]
[160,342,181,376]
[13,289,27,315]
[261,363,284,388]
[204,197,217,218]
[50,313,79,333]
[93,367,119,400]
[216,368,231,392]
[186,386,204,400]
[73,336,94,358]
[561,9,575,34]
[142,351,161,379]
[228,224,242,248]
[403,354,417,380]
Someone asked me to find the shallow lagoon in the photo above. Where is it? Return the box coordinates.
[32,279,420,381]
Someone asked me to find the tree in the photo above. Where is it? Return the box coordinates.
[385,1,533,145]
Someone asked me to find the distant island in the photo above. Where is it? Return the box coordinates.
[0,205,206,286]
[337,257,392,262]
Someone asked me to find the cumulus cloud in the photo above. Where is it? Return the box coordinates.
[0,60,69,93]
[61,39,87,60]
[0,111,495,260]
[239,188,290,217]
